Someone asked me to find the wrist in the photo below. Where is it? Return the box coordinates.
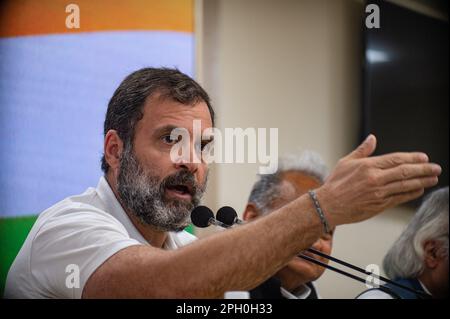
[308,189,331,234]
[314,186,338,229]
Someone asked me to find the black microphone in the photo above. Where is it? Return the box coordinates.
[190,206,231,228]
[216,206,245,226]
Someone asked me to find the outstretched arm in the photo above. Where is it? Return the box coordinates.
[83,135,441,298]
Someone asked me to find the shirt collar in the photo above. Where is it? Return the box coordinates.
[280,284,312,299]
[418,279,432,296]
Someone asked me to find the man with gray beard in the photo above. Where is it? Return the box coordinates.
[117,142,206,232]
[5,68,442,298]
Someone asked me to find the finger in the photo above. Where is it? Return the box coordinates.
[381,176,438,197]
[344,134,377,160]
[387,188,425,208]
[371,152,429,169]
[378,163,442,184]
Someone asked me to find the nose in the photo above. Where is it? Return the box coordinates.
[173,147,202,174]
[172,137,206,176]
[311,240,323,252]
[174,160,199,174]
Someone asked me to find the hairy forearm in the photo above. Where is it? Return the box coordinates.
[171,196,322,298]
[83,193,322,298]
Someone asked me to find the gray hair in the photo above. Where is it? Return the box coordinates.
[383,187,449,279]
[248,151,328,214]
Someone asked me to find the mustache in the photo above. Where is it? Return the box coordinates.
[159,170,205,197]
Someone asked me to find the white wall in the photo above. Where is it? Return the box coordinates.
[196,0,417,298]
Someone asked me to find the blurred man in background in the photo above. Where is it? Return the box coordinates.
[245,152,334,299]
[358,187,449,299]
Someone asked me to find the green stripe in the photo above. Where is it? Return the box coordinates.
[184,223,195,235]
[0,216,37,297]
[0,216,194,297]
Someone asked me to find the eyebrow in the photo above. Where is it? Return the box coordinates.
[152,125,215,142]
[153,125,180,137]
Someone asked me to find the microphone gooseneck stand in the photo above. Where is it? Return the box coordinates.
[191,206,432,299]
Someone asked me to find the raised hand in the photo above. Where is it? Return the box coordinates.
[317,135,441,226]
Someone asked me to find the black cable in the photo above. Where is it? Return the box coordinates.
[300,250,431,298]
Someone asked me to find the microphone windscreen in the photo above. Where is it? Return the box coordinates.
[216,206,237,226]
[190,205,214,228]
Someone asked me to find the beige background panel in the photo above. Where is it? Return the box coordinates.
[194,0,434,298]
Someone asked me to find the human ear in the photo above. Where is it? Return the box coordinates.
[423,240,441,269]
[243,203,261,222]
[104,130,124,174]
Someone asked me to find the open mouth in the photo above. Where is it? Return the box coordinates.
[165,184,194,200]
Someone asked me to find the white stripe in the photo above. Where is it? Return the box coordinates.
[0,31,194,217]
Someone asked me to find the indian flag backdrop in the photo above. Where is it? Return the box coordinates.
[0,0,195,294]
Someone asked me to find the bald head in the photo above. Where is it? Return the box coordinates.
[264,171,322,213]
[247,151,327,215]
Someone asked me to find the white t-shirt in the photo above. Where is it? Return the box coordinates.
[4,176,197,299]
[356,289,395,299]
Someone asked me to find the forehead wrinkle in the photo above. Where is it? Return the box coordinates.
[148,101,211,123]
[146,92,212,126]
[139,100,212,140]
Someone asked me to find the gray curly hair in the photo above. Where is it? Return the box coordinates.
[383,187,449,279]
